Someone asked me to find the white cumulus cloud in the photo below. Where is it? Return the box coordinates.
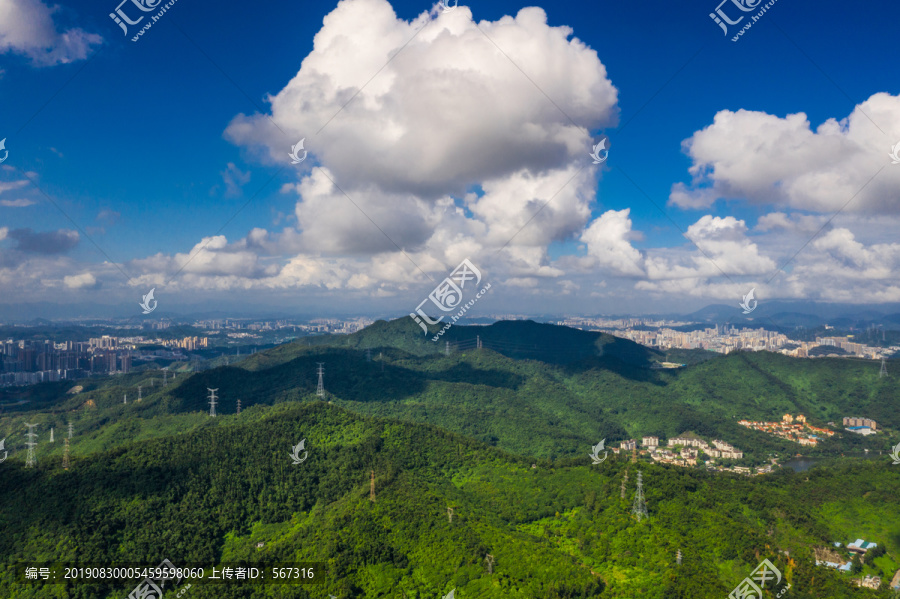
[0,0,102,66]
[670,92,900,214]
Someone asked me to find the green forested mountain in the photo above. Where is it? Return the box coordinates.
[1,319,898,598]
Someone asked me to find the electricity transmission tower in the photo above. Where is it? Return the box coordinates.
[236,399,241,414]
[476,335,482,349]
[366,349,372,362]
[163,369,168,386]
[621,470,629,499]
[880,358,887,378]
[631,471,648,522]
[316,363,325,397]
[676,549,682,565]
[207,388,218,417]
[447,507,454,523]
[123,393,127,404]
[137,385,142,402]
[370,470,376,502]
[68,422,73,439]
[24,423,38,468]
[445,341,450,356]
[485,554,495,574]
[63,437,70,470]
[50,428,54,443]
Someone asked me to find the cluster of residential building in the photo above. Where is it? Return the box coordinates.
[816,539,890,590]
[606,325,790,354]
[0,334,201,387]
[797,336,881,359]
[0,337,134,386]
[166,336,209,351]
[553,319,893,360]
[611,434,745,468]
[738,413,835,446]
[844,416,878,436]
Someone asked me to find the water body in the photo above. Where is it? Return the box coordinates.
[783,453,881,472]
[782,457,823,472]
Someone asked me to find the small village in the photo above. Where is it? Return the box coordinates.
[609,433,770,475]
[814,538,897,591]
[738,413,836,445]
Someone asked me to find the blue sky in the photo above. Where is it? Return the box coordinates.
[1,0,899,319]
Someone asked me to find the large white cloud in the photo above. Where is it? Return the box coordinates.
[670,92,900,213]
[0,0,102,66]
[226,0,616,200]
[218,0,618,292]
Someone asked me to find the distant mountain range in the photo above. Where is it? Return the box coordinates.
[2,299,900,330]
[683,300,900,329]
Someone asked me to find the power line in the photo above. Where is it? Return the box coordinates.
[631,470,648,522]
[207,388,218,417]
[24,423,38,468]
[62,437,70,470]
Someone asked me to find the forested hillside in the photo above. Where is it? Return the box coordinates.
[2,401,898,598]
[1,319,898,598]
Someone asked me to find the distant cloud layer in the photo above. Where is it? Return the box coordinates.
[8,227,79,254]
